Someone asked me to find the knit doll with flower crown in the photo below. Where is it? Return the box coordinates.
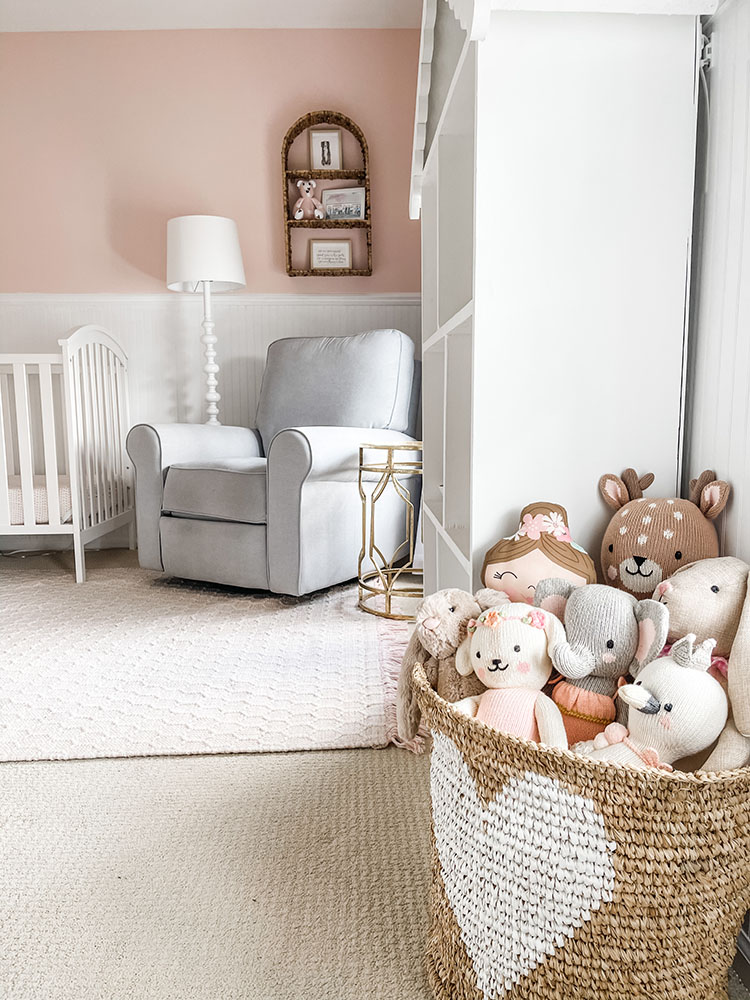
[481,502,597,608]
[453,603,569,748]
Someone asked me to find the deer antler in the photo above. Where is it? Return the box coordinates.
[621,469,654,501]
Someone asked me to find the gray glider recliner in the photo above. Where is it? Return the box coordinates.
[126,329,421,595]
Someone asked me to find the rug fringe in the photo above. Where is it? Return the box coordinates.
[377,618,426,755]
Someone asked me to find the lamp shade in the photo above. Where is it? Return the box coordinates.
[166,215,246,292]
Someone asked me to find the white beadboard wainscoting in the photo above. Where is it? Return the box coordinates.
[685,0,750,564]
[0,293,421,428]
[0,292,419,551]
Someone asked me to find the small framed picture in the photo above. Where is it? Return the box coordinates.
[309,129,342,170]
[322,187,366,220]
[310,239,352,270]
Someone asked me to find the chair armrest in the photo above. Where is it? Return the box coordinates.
[266,426,418,484]
[266,427,419,595]
[126,422,262,570]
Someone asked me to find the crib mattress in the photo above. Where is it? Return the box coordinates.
[7,475,73,526]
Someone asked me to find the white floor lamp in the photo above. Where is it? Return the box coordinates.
[166,215,246,425]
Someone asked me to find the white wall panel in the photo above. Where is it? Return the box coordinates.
[685,0,750,561]
[0,294,421,429]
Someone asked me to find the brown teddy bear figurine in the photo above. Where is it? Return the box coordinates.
[396,588,508,743]
[599,468,730,598]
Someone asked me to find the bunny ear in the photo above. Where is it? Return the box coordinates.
[542,610,565,650]
[599,473,630,511]
[455,636,474,677]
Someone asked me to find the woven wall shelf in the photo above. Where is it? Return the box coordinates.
[281,110,372,277]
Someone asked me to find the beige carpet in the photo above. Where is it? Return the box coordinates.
[0,746,433,1000]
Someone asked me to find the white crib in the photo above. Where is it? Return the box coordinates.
[0,325,134,582]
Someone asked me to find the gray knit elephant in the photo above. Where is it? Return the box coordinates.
[534,579,668,743]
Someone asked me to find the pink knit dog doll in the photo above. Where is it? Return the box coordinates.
[453,603,568,748]
[481,502,597,607]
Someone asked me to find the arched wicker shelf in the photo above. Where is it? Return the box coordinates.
[281,110,372,277]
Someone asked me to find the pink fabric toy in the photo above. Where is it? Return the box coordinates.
[453,603,568,749]
[293,179,324,220]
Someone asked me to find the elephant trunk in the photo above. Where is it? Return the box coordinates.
[552,642,596,680]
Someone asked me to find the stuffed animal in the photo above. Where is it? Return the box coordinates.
[577,634,728,771]
[452,603,568,748]
[293,179,325,220]
[396,588,509,742]
[481,502,597,603]
[534,579,668,744]
[599,468,730,598]
[654,556,750,770]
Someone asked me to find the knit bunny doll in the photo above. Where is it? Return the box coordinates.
[396,587,511,743]
[654,556,750,770]
[453,603,568,749]
[577,634,728,771]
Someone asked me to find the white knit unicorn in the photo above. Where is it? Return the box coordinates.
[577,634,728,771]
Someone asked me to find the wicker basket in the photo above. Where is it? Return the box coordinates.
[412,662,750,1000]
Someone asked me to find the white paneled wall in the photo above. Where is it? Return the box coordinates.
[0,294,421,430]
[685,0,750,561]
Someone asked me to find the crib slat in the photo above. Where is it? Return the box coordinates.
[98,344,115,519]
[72,350,93,529]
[88,344,103,525]
[115,358,129,509]
[13,363,36,526]
[102,350,118,515]
[0,372,16,477]
[111,357,124,514]
[39,363,60,527]
[0,375,10,525]
[82,346,97,526]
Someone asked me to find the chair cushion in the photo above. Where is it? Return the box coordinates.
[162,458,267,525]
[255,329,415,451]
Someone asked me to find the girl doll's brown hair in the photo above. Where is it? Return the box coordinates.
[481,502,597,588]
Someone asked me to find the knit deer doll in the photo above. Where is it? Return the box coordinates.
[599,468,730,598]
[578,634,728,771]
[453,603,568,748]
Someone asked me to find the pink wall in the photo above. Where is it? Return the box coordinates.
[0,29,421,293]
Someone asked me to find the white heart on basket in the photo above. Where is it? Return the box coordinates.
[431,731,616,998]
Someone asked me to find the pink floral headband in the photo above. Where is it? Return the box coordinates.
[509,511,571,544]
[467,607,547,634]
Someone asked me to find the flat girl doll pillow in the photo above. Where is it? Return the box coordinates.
[481,501,597,605]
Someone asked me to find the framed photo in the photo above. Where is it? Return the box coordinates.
[309,129,342,170]
[310,239,352,271]
[322,187,366,220]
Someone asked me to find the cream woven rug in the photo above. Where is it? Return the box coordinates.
[0,560,411,762]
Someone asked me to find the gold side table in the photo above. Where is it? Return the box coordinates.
[357,441,423,621]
